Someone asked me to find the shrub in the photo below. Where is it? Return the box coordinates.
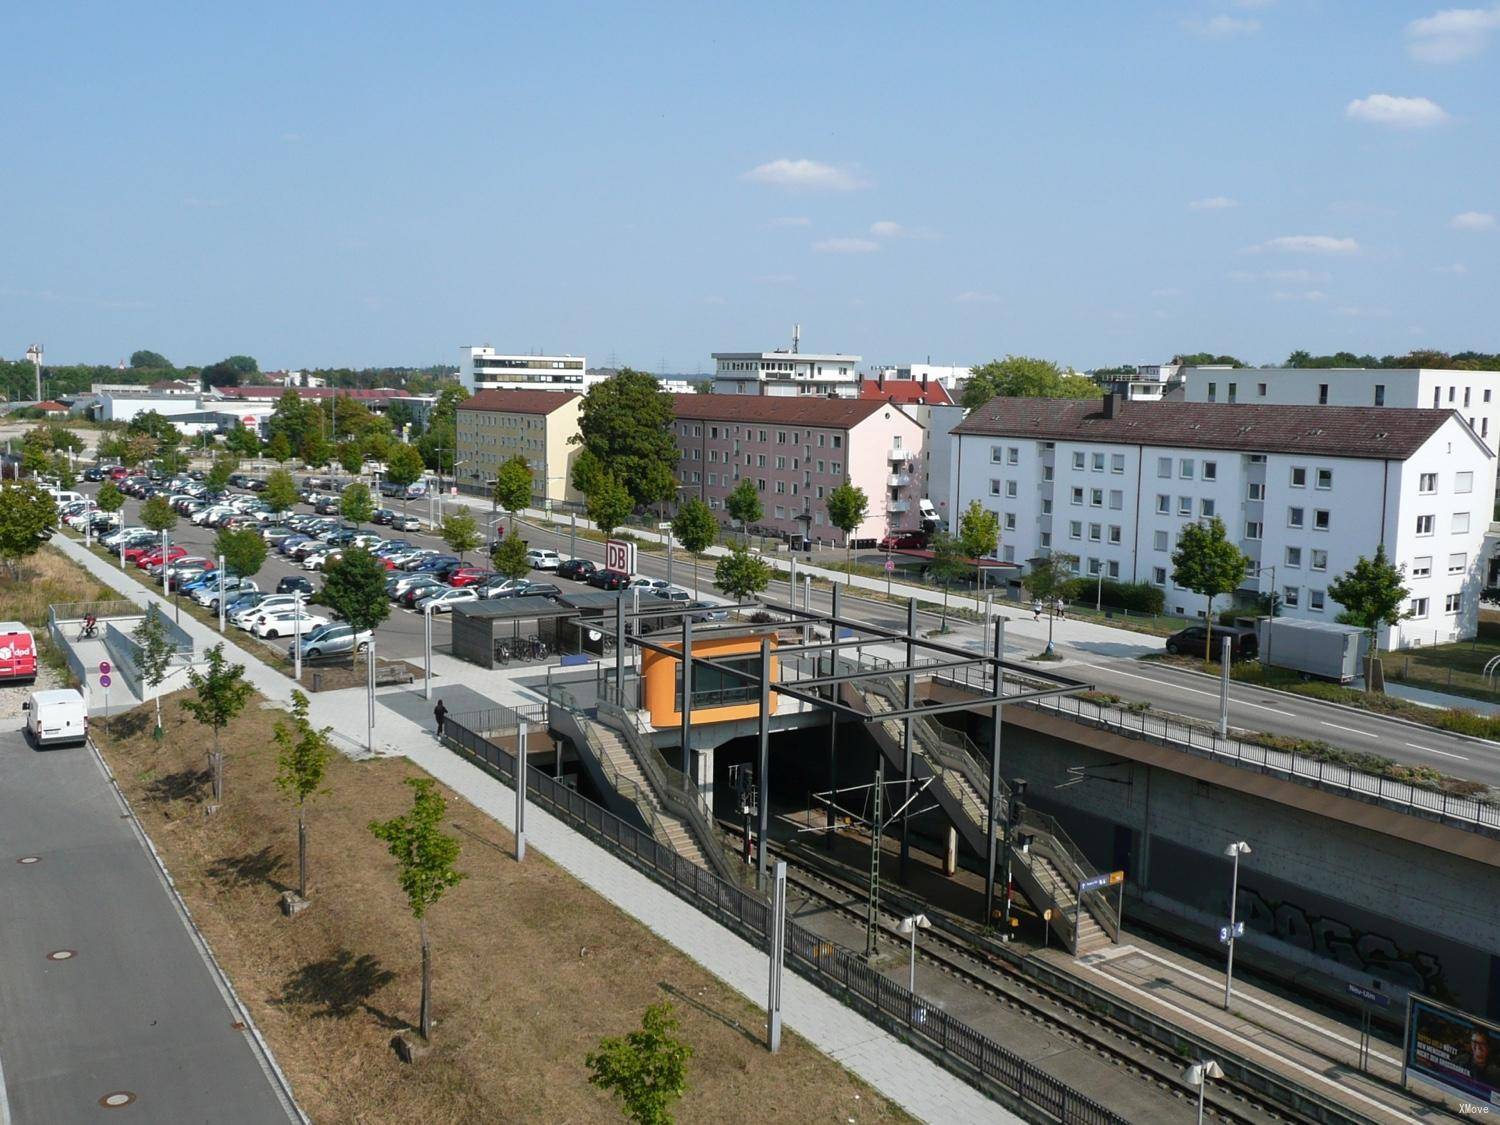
[1062,577,1164,614]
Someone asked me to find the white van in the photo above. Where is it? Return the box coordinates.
[50,489,85,509]
[23,689,88,748]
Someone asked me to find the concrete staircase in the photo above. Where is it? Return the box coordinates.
[580,718,709,869]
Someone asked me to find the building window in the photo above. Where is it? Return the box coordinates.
[1004,512,1017,531]
[1288,507,1304,528]
[1456,471,1474,494]
[1201,499,1216,518]
[1040,532,1051,548]
[1227,384,1237,404]
[1449,552,1468,574]
[1087,557,1102,575]
[1202,461,1217,481]
[1446,592,1462,614]
[1258,383,1267,396]
[1108,525,1122,544]
[1453,512,1471,534]
[1206,382,1217,402]
[1311,549,1328,571]
[1090,488,1104,507]
[1008,447,1019,465]
[1318,384,1329,405]
[1419,472,1437,493]
[1284,586,1300,607]
[1416,514,1436,536]
[1153,530,1169,550]
[1412,556,1432,578]
[1244,521,1262,540]
[1071,487,1084,505]
[1156,494,1170,514]
[1178,496,1193,516]
[1247,482,1264,501]
[1290,467,1307,488]
[1073,451,1086,470]
[990,445,1005,464]
[1286,546,1302,568]
[1108,490,1123,510]
[1111,453,1125,474]
[1313,509,1330,531]
[1179,459,1194,479]
[1089,523,1102,541]
[1374,384,1385,406]
[1310,590,1325,611]
[1069,521,1082,540]
[1157,456,1172,478]
[990,479,1003,496]
[1041,499,1053,514]
[1042,465,1054,482]
[1152,566,1167,585]
[1005,480,1018,498]
[1092,452,1105,472]
[1315,469,1332,490]
[1411,597,1429,619]
[1465,387,1472,408]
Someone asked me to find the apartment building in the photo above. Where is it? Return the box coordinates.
[711,350,862,397]
[670,394,925,546]
[455,389,583,507]
[458,347,593,394]
[951,396,1493,646]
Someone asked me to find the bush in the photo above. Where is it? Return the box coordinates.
[1062,577,1164,614]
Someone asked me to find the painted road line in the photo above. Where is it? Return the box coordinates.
[1077,663,1295,717]
[1319,721,1379,740]
[1406,741,1469,761]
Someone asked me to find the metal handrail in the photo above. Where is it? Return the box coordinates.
[574,715,677,851]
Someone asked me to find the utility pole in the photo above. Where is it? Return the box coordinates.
[756,634,771,887]
[983,618,1005,926]
[515,722,528,862]
[767,860,786,1053]
[865,758,883,960]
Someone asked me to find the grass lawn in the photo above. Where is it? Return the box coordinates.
[1384,632,1500,704]
[92,694,911,1124]
[1,544,120,676]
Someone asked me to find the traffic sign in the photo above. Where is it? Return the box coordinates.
[98,660,111,675]
[657,521,672,531]
[1079,873,1113,894]
[99,674,111,688]
[1346,982,1390,1008]
[885,559,895,573]
[1218,921,1245,944]
[604,538,637,574]
[1108,870,1125,886]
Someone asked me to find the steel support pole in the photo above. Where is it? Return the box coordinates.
[767,860,786,1053]
[826,583,841,848]
[900,598,916,882]
[515,722,528,862]
[570,511,577,559]
[756,634,771,887]
[614,594,626,707]
[366,640,376,756]
[423,606,433,701]
[983,619,1005,927]
[1224,851,1241,1009]
[666,531,674,588]
[217,554,225,634]
[293,592,303,683]
[1218,634,1231,736]
[680,614,693,781]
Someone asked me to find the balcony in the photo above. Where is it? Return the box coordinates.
[888,448,909,462]
[888,499,911,514]
[888,472,911,488]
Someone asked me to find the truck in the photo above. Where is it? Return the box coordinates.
[0,622,37,683]
[23,688,88,748]
[1254,618,1366,683]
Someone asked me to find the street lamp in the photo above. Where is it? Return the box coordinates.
[1221,841,1251,1009]
[1182,1059,1224,1125]
[897,913,931,993]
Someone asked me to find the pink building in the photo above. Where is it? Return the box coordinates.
[671,394,925,547]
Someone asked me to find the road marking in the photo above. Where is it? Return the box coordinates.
[1319,721,1379,740]
[1075,663,1295,716]
[1405,741,1468,761]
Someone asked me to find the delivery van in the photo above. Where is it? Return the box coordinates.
[23,688,88,748]
[0,622,37,683]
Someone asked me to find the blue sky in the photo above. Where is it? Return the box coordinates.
[4,2,1497,372]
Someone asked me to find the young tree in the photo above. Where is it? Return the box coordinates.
[824,482,869,581]
[440,509,482,561]
[181,643,254,804]
[927,531,968,632]
[586,1002,694,1125]
[300,430,330,469]
[1327,545,1411,688]
[586,472,634,538]
[131,604,176,738]
[1022,551,1078,656]
[215,526,267,579]
[492,455,533,534]
[49,452,77,489]
[316,548,391,664]
[491,534,531,581]
[20,440,49,477]
[264,467,299,519]
[338,443,363,475]
[206,456,235,494]
[1171,517,1249,663]
[226,425,262,459]
[957,500,1001,593]
[384,443,426,514]
[273,690,334,901]
[341,481,374,532]
[95,480,125,520]
[266,431,292,464]
[368,777,466,1040]
[574,369,678,508]
[714,548,771,602]
[671,498,717,596]
[141,494,178,534]
[724,479,761,547]
[0,481,57,577]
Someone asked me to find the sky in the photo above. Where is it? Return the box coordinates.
[3,2,1497,373]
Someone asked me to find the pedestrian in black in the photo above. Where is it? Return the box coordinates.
[434,698,447,737]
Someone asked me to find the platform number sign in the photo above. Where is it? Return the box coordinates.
[605,538,636,575]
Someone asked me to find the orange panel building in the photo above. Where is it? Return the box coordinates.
[639,632,779,729]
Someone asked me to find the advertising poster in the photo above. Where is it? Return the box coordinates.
[1406,995,1500,1107]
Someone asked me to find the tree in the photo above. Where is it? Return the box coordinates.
[492,455,533,534]
[824,482,869,581]
[341,481,374,531]
[714,548,771,602]
[226,425,261,458]
[338,443,363,475]
[49,452,77,489]
[570,447,606,498]
[140,494,178,534]
[316,548,391,664]
[201,354,258,389]
[384,443,425,513]
[215,526,267,579]
[671,498,716,596]
[130,349,171,369]
[368,777,466,1040]
[300,430,330,468]
[927,531,968,632]
[724,479,762,546]
[956,500,1001,593]
[95,480,125,519]
[206,457,234,493]
[0,481,56,577]
[574,370,678,507]
[181,643,253,804]
[1022,552,1078,656]
[962,356,1102,410]
[1170,517,1249,663]
[273,690,334,902]
[265,468,299,518]
[586,472,634,538]
[266,431,292,464]
[586,1002,693,1125]
[20,439,49,477]
[131,605,176,737]
[440,509,482,561]
[1327,545,1411,688]
[491,534,530,581]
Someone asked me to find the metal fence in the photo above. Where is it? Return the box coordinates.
[442,707,1124,1125]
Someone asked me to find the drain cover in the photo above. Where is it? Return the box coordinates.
[16,856,40,864]
[99,1091,136,1108]
[47,950,76,961]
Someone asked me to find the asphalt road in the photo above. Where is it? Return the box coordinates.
[0,730,296,1123]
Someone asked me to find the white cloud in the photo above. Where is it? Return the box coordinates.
[767,216,811,227]
[1336,305,1392,318]
[1189,196,1238,211]
[1183,15,1260,37]
[954,291,1004,305]
[812,238,879,254]
[870,220,904,238]
[1150,287,1183,298]
[742,158,867,192]
[1450,210,1497,230]
[1345,94,1449,128]
[1406,5,1500,62]
[1271,290,1328,302]
[1248,235,1360,255]
[1433,262,1469,274]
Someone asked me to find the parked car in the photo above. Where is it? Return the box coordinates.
[1164,625,1258,661]
[448,566,496,588]
[276,575,315,596]
[388,573,442,599]
[651,587,692,606]
[134,545,187,569]
[23,688,87,748]
[878,531,929,551]
[398,578,448,607]
[250,608,328,639]
[302,548,342,571]
[526,548,561,570]
[587,569,631,591]
[231,594,300,629]
[685,600,729,622]
[82,466,104,482]
[413,554,462,575]
[289,623,372,662]
[478,577,530,599]
[556,558,596,582]
[415,587,478,614]
[516,582,561,600]
[372,508,395,525]
[392,514,423,532]
[192,576,257,608]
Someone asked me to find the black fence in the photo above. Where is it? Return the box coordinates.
[444,709,1123,1125]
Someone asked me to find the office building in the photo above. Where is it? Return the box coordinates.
[458,347,592,393]
[455,389,583,507]
[711,349,862,397]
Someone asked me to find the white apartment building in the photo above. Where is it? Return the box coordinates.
[872,362,974,390]
[951,396,1494,647]
[711,349,862,397]
[458,347,592,393]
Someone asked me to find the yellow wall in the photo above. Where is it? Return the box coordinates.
[640,633,779,728]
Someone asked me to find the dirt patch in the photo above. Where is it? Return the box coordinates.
[94,695,911,1124]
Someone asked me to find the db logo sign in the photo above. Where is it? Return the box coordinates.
[605,539,636,574]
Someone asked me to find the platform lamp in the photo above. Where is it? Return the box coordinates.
[897,913,931,993]
[1183,1059,1224,1125]
[1221,841,1252,1009]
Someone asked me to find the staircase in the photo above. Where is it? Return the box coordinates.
[842,669,1117,955]
[575,716,709,869]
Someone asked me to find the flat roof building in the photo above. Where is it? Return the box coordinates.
[459,347,592,394]
[711,350,862,397]
[455,389,583,507]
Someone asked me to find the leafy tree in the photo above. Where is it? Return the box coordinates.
[273,690,334,901]
[206,457,234,493]
[268,388,311,451]
[368,777,466,1040]
[724,479,761,546]
[141,494,178,534]
[215,526,267,579]
[586,472,634,538]
[316,547,391,660]
[824,482,869,580]
[201,354,258,389]
[1022,551,1078,656]
[962,356,1101,410]
[226,425,261,458]
[182,643,254,804]
[41,424,84,454]
[131,605,176,737]
[574,369,678,507]
[341,481,374,531]
[266,431,292,464]
[1170,517,1249,663]
[491,534,530,581]
[671,498,716,596]
[264,468,299,518]
[957,500,1001,592]
[1327,545,1411,688]
[130,349,171,369]
[49,452,77,489]
[492,455,533,534]
[95,480,125,518]
[20,440,49,477]
[385,399,416,438]
[300,430,330,468]
[440,508,482,560]
[927,531,968,631]
[384,443,426,512]
[338,443,362,475]
[570,446,606,498]
[415,385,468,472]
[586,1002,693,1125]
[127,410,182,442]
[714,548,771,602]
[1175,352,1247,368]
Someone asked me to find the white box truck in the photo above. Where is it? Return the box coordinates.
[23,688,88,747]
[1255,619,1366,683]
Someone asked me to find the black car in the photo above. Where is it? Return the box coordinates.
[246,477,267,491]
[1164,625,1258,661]
[557,558,596,581]
[314,497,340,515]
[372,508,395,525]
[83,466,104,482]
[276,575,315,596]
[587,568,630,591]
[518,582,561,600]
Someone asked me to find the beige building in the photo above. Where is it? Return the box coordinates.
[456,389,583,507]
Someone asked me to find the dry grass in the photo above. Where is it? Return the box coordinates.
[94,695,911,1124]
[0,544,117,631]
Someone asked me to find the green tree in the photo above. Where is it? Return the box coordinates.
[824,482,869,581]
[491,534,531,581]
[201,354,257,389]
[368,777,466,1040]
[574,369,678,507]
[492,455,533,534]
[1022,551,1078,656]
[341,481,374,531]
[1170,517,1249,663]
[714,548,771,602]
[43,424,84,455]
[266,431,292,464]
[140,494,178,534]
[956,500,1001,593]
[1327,545,1411,689]
[273,690,334,901]
[215,526,267,579]
[300,430,329,468]
[95,480,125,519]
[206,457,234,494]
[130,349,171,369]
[268,388,311,452]
[131,605,176,738]
[20,440,49,477]
[181,643,254,804]
[338,443,362,475]
[264,468,299,519]
[724,479,762,546]
[316,548,391,663]
[569,447,606,498]
[927,531,968,632]
[586,1002,694,1125]
[440,509,482,561]
[226,425,261,458]
[586,472,634,538]
[384,443,426,513]
[49,452,77,489]
[962,356,1102,410]
[671,498,717,596]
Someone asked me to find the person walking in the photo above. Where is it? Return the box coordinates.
[433,698,448,737]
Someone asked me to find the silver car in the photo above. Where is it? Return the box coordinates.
[287,623,373,661]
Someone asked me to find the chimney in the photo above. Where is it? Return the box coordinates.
[1102,391,1123,419]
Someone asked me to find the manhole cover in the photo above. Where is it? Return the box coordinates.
[99,1091,136,1108]
[47,950,76,961]
[16,856,40,864]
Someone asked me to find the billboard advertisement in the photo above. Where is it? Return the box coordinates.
[1405,994,1500,1107]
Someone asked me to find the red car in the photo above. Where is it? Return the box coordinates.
[878,531,929,551]
[447,566,496,588]
[135,545,188,570]
[107,465,129,480]
[122,541,163,564]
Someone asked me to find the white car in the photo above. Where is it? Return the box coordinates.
[526,548,561,570]
[415,587,478,614]
[250,609,328,639]
[191,576,257,607]
[193,505,234,526]
[624,576,656,590]
[303,548,342,571]
[231,594,300,629]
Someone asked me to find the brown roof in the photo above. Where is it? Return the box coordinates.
[952,396,1473,460]
[671,393,899,429]
[857,377,954,406]
[460,389,580,416]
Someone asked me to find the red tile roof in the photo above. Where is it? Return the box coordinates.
[217,386,409,400]
[857,377,953,406]
[671,393,901,428]
[34,401,68,411]
[460,389,581,415]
